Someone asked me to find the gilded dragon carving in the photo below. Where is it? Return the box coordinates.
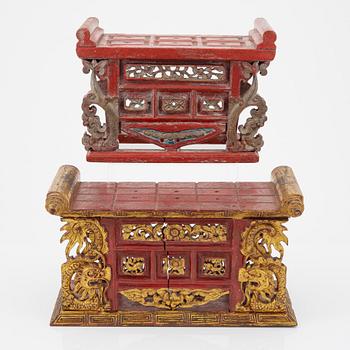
[202,258,226,276]
[121,256,145,275]
[81,59,119,151]
[60,219,111,311]
[226,61,269,152]
[237,220,288,313]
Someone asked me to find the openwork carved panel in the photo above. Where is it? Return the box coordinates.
[200,97,224,112]
[125,64,226,82]
[202,258,226,276]
[60,219,111,311]
[236,220,288,313]
[122,223,227,242]
[121,256,145,276]
[124,97,147,111]
[162,256,186,275]
[120,288,229,310]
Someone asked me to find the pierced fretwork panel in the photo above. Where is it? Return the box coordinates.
[120,91,152,116]
[121,223,228,242]
[124,63,227,82]
[201,98,224,112]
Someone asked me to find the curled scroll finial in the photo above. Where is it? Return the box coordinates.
[45,165,80,216]
[272,166,304,217]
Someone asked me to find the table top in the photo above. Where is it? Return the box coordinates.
[70,181,280,213]
[76,17,277,61]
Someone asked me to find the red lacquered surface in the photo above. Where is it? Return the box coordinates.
[77,17,276,162]
[70,181,279,212]
[76,18,276,61]
[102,217,248,311]
[86,150,259,163]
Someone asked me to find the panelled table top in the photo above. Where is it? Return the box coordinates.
[76,17,277,61]
[70,181,280,213]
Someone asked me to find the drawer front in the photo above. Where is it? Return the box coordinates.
[120,90,229,119]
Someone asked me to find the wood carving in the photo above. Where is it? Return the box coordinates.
[45,16,306,328]
[59,219,111,311]
[46,165,304,326]
[45,165,80,215]
[75,17,277,163]
[272,166,304,217]
[122,223,227,242]
[120,288,229,310]
[226,62,268,151]
[237,220,288,312]
[81,59,119,151]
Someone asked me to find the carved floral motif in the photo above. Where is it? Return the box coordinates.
[162,256,186,275]
[125,64,226,82]
[122,223,227,242]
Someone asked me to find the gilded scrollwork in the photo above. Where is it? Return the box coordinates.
[125,64,226,82]
[237,220,288,313]
[81,59,119,151]
[121,223,164,241]
[120,288,229,310]
[226,61,269,152]
[121,223,227,242]
[60,219,111,311]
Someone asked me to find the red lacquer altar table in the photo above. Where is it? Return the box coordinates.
[76,17,276,163]
[45,17,304,327]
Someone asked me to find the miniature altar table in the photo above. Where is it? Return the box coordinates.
[46,165,303,327]
[76,17,276,163]
[45,17,304,327]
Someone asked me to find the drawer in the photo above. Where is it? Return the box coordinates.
[198,252,231,279]
[116,251,150,278]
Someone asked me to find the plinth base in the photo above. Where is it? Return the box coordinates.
[50,290,297,327]
[86,150,259,163]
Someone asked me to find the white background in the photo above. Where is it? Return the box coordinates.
[1,0,350,349]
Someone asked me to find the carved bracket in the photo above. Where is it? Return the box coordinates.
[226,61,269,152]
[81,59,119,151]
[59,219,111,311]
[236,220,288,313]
